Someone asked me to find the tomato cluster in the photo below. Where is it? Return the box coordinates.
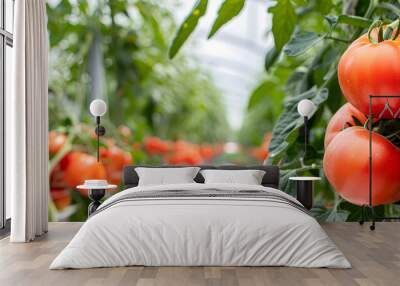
[324,26,400,206]
[49,131,132,208]
[48,123,270,213]
[144,138,223,165]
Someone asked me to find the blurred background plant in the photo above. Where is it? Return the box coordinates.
[47,0,235,221]
[47,0,400,222]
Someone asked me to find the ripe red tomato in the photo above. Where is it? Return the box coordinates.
[50,189,71,210]
[323,127,400,206]
[324,103,367,148]
[144,137,170,155]
[60,151,107,189]
[199,144,215,161]
[101,145,132,184]
[49,131,67,155]
[167,142,204,165]
[338,32,400,118]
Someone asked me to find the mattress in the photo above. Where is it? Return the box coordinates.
[50,183,351,269]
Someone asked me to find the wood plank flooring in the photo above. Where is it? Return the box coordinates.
[0,222,399,286]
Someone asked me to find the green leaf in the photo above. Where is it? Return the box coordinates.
[267,87,328,164]
[315,0,333,14]
[280,169,298,196]
[284,31,324,56]
[264,46,280,72]
[208,0,245,38]
[247,81,276,110]
[168,0,208,59]
[377,3,400,17]
[325,14,372,29]
[268,0,297,52]
[292,0,307,6]
[312,207,349,222]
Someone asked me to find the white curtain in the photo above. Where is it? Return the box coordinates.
[7,0,49,242]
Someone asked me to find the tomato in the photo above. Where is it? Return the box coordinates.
[199,144,215,161]
[49,131,67,155]
[324,103,367,148]
[323,127,400,206]
[60,151,107,189]
[338,31,400,118]
[50,189,71,210]
[144,137,170,155]
[101,145,132,184]
[167,142,203,165]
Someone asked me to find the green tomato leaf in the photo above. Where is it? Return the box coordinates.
[268,0,297,52]
[168,0,208,59]
[325,14,372,29]
[310,205,350,222]
[377,3,400,17]
[247,80,277,110]
[267,87,328,164]
[284,31,324,57]
[264,46,280,72]
[208,0,245,39]
[292,0,308,6]
[279,169,298,196]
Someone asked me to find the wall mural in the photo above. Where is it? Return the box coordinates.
[47,0,400,222]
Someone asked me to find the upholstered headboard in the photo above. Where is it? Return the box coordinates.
[122,165,280,189]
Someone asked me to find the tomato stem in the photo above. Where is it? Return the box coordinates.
[378,23,384,42]
[363,118,370,130]
[368,18,400,43]
[368,20,383,44]
[391,18,400,40]
[383,26,394,40]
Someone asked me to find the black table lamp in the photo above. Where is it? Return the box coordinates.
[89,99,107,162]
[297,99,316,161]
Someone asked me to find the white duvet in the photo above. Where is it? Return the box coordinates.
[50,183,351,269]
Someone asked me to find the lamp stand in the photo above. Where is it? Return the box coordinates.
[95,116,106,162]
[303,116,308,160]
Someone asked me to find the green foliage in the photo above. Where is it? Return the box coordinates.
[168,0,208,59]
[264,47,280,72]
[331,14,373,28]
[208,0,245,38]
[284,31,323,56]
[268,0,297,52]
[47,0,229,145]
[268,87,328,164]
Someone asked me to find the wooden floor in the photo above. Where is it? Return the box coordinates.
[0,222,399,286]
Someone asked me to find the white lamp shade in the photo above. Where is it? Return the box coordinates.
[297,99,316,117]
[89,99,107,117]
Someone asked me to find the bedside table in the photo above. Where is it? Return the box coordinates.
[289,177,321,210]
[77,182,117,216]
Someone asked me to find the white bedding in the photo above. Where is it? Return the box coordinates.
[50,183,351,269]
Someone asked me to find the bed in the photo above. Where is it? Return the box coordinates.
[50,165,350,269]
